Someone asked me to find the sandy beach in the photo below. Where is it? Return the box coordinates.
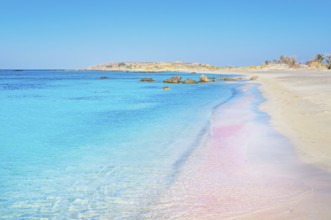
[230,71,331,172]
[146,73,331,219]
[143,77,331,219]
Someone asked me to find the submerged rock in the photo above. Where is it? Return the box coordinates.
[99,76,109,80]
[140,77,155,82]
[163,76,182,84]
[182,78,198,84]
[163,86,170,90]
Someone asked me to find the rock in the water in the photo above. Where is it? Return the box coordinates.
[210,77,218,82]
[182,78,198,84]
[140,77,155,82]
[100,76,109,80]
[199,74,210,83]
[163,76,182,84]
[250,76,258,81]
[163,86,170,90]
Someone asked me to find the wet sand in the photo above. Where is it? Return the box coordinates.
[144,83,331,219]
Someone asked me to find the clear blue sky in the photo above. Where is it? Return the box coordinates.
[1,0,330,69]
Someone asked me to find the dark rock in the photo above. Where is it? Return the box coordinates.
[210,77,218,82]
[163,76,182,84]
[140,77,155,82]
[182,78,198,84]
[100,76,109,80]
[199,75,210,83]
[163,86,170,90]
[222,77,242,81]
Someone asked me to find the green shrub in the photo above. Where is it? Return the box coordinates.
[279,55,298,67]
[325,55,331,69]
[315,54,324,63]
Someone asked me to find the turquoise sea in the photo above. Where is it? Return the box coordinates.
[0,70,241,219]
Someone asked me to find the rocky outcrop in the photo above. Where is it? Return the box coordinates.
[199,75,210,83]
[163,76,182,83]
[99,76,109,80]
[163,86,170,90]
[182,78,198,84]
[140,77,155,82]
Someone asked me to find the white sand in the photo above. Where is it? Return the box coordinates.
[227,70,331,172]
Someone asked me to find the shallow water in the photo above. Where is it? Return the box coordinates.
[0,70,241,219]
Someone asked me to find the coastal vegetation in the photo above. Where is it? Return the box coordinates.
[326,55,331,69]
[261,53,331,71]
[279,56,298,68]
[305,54,331,69]
[264,55,298,68]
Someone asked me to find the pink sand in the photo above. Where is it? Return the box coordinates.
[142,84,331,219]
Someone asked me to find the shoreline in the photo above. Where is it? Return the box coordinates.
[223,70,331,173]
[146,82,331,219]
[143,83,331,219]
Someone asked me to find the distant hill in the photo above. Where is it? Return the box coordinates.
[84,59,331,73]
[84,62,220,73]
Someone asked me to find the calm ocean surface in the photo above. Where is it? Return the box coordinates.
[0,70,241,219]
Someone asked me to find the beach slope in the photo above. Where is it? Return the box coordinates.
[231,71,331,172]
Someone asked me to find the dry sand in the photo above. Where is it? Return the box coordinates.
[228,70,331,172]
